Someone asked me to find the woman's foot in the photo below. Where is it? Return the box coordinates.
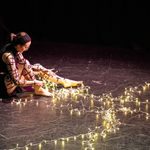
[34,86,52,97]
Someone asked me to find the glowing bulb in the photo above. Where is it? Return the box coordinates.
[120,99,124,104]
[124,111,127,116]
[96,114,99,121]
[135,98,139,106]
[138,101,141,106]
[25,146,29,150]
[138,91,141,94]
[74,136,77,141]
[103,102,106,106]
[38,143,42,150]
[91,99,94,108]
[36,101,39,107]
[25,98,28,103]
[54,140,57,145]
[81,134,84,139]
[62,140,65,147]
[107,101,110,106]
[78,111,81,116]
[70,110,73,116]
[102,120,106,127]
[102,134,106,139]
[146,113,149,120]
[106,123,110,129]
[146,104,148,112]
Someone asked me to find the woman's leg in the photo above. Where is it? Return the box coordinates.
[4,63,25,95]
[5,60,51,96]
[20,60,51,96]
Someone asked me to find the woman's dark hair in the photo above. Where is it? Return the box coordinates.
[11,32,31,45]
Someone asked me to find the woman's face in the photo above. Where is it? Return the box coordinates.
[16,41,31,53]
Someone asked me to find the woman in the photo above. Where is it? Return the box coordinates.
[0,32,52,99]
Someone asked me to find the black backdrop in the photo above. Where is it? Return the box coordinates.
[0,0,150,49]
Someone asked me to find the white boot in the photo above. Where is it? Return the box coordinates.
[61,79,83,88]
[38,71,83,88]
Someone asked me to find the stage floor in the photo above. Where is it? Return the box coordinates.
[0,42,150,150]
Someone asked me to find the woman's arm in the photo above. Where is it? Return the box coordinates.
[2,52,39,86]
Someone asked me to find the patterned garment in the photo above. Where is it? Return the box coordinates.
[1,43,56,96]
[2,51,35,94]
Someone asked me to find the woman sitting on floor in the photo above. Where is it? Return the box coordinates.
[0,32,82,99]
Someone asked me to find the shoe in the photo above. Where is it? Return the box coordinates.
[62,80,83,88]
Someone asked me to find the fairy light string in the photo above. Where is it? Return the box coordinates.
[10,78,150,150]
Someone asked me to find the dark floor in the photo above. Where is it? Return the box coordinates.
[0,42,150,150]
